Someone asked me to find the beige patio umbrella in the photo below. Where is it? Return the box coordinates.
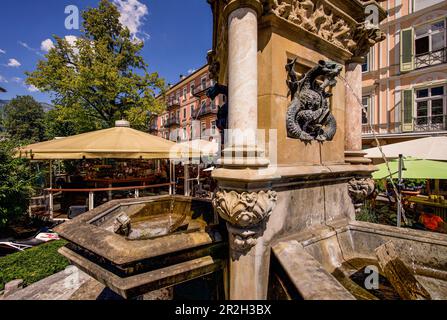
[17,121,200,160]
[364,136,447,161]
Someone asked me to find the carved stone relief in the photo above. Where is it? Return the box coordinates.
[212,189,277,259]
[286,58,341,142]
[348,177,375,213]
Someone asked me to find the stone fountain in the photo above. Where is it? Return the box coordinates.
[55,0,447,300]
[207,0,447,300]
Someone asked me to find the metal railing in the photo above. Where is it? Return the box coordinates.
[414,115,447,132]
[362,116,447,135]
[415,47,447,69]
[164,116,180,127]
[362,122,402,134]
[194,83,212,96]
[167,99,180,108]
[197,104,218,118]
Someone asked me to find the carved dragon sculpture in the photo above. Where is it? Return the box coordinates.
[285,58,342,142]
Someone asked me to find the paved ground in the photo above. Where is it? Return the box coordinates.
[1,265,169,300]
[1,266,122,300]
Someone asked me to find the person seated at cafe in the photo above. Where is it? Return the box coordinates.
[418,207,447,233]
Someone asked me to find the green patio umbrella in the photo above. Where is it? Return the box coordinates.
[373,157,447,180]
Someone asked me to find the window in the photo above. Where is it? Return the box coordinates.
[412,0,444,12]
[414,85,446,131]
[211,121,216,135]
[362,48,373,73]
[183,87,187,100]
[201,122,206,137]
[201,76,207,90]
[183,107,186,119]
[183,127,187,140]
[176,110,180,120]
[190,83,195,96]
[415,20,446,69]
[190,104,195,117]
[362,96,372,124]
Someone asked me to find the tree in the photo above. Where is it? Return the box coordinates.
[0,140,36,229]
[44,104,102,139]
[26,0,165,130]
[3,96,46,142]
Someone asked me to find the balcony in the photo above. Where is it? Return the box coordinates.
[167,99,180,109]
[194,104,218,119]
[362,122,402,135]
[164,116,180,128]
[414,115,447,132]
[193,83,212,98]
[148,123,158,132]
[415,47,447,69]
[362,115,447,136]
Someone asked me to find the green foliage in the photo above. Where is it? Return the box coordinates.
[403,179,426,190]
[0,140,36,229]
[44,104,103,139]
[0,240,69,291]
[26,0,166,132]
[2,96,46,142]
[356,202,378,223]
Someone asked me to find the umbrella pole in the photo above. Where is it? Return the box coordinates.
[184,162,189,196]
[397,154,403,228]
[49,160,54,221]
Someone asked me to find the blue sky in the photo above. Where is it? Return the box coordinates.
[0,0,213,103]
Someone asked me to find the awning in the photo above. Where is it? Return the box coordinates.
[16,122,201,160]
[373,157,447,180]
[364,136,447,161]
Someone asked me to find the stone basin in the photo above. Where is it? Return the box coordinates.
[55,195,227,299]
[269,219,447,300]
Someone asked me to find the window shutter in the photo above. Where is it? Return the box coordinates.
[400,28,414,72]
[401,89,414,132]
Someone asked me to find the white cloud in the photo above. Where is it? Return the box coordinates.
[0,49,5,54]
[0,75,8,83]
[7,58,21,67]
[113,0,149,41]
[27,85,39,92]
[18,41,44,57]
[12,77,23,84]
[188,68,196,75]
[41,39,55,52]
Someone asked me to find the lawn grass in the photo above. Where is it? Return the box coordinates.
[0,240,69,291]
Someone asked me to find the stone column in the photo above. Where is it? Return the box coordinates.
[213,189,277,299]
[212,1,275,300]
[344,60,371,164]
[221,6,268,167]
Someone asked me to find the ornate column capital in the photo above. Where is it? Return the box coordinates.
[348,177,375,213]
[223,0,264,19]
[349,22,386,63]
[213,189,277,259]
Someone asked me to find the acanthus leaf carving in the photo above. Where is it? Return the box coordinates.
[212,189,277,259]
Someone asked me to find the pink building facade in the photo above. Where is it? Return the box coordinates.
[362,0,447,147]
[151,65,223,143]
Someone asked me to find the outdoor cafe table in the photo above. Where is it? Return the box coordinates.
[408,196,447,221]
[85,176,156,200]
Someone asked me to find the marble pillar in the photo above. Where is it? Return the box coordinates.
[221,7,268,167]
[344,61,371,164]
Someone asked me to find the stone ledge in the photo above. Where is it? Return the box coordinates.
[272,240,355,300]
